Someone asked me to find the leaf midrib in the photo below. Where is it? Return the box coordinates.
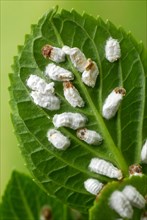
[115,34,123,149]
[15,96,110,183]
[12,70,111,182]
[49,16,128,174]
[14,30,126,182]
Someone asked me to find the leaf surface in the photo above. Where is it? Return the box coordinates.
[9,7,147,215]
[0,171,86,220]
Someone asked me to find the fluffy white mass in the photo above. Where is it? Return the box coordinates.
[45,63,74,81]
[109,191,133,219]
[62,46,87,72]
[82,59,99,87]
[122,185,146,209]
[63,81,84,108]
[105,37,121,62]
[84,178,103,195]
[30,91,60,110]
[27,74,60,110]
[102,87,126,120]
[53,112,87,130]
[47,129,70,150]
[77,128,102,145]
[88,158,123,179]
[42,44,65,63]
[27,74,55,94]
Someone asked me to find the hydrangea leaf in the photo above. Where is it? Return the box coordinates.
[0,171,86,220]
[9,7,147,215]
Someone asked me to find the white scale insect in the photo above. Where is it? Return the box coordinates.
[109,191,133,219]
[42,44,65,63]
[102,87,126,120]
[53,112,87,130]
[27,75,60,110]
[63,81,84,108]
[47,129,70,150]
[76,128,102,145]
[88,158,123,180]
[82,59,99,88]
[105,37,121,62]
[84,178,104,195]
[45,63,74,81]
[141,139,147,164]
[30,91,60,110]
[62,45,87,72]
[27,74,55,94]
[122,185,146,209]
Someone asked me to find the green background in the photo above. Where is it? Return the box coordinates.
[1,0,146,196]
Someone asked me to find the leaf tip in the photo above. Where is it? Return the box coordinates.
[97,16,104,25]
[31,24,37,32]
[82,10,86,17]
[106,19,109,24]
[70,8,76,13]
[24,34,30,44]
[17,45,23,54]
[96,15,100,20]
[118,25,122,29]
[11,170,19,178]
[53,5,59,12]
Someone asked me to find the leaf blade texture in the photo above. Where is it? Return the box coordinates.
[0,171,86,220]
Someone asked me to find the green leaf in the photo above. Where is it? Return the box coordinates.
[9,6,147,215]
[0,171,86,220]
[90,175,147,220]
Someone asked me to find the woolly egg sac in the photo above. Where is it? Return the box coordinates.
[26,74,60,110]
[47,129,70,150]
[82,58,99,88]
[84,178,103,195]
[102,87,126,120]
[122,185,146,209]
[45,63,74,81]
[63,81,84,108]
[76,128,102,145]
[109,191,133,219]
[62,46,87,72]
[105,37,121,62]
[88,158,123,180]
[42,44,65,63]
[53,112,87,130]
